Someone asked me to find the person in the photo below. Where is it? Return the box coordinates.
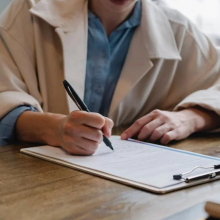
[0,0,220,155]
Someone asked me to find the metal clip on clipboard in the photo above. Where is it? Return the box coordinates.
[173,164,220,183]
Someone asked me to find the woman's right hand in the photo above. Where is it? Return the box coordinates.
[57,111,114,155]
[16,110,114,156]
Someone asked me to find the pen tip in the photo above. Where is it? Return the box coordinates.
[110,145,114,151]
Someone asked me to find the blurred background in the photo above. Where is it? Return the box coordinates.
[0,1,12,14]
[0,0,220,46]
[154,0,220,47]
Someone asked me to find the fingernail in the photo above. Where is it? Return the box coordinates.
[108,128,112,137]
[121,133,127,140]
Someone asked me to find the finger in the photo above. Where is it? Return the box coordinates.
[70,111,105,129]
[137,119,164,141]
[64,138,98,156]
[65,124,103,143]
[121,115,154,140]
[66,144,95,156]
[81,125,103,143]
[160,130,177,145]
[78,137,99,152]
[148,124,172,142]
[102,117,114,138]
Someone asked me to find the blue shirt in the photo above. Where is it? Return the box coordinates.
[0,106,38,146]
[0,0,141,146]
[84,0,141,116]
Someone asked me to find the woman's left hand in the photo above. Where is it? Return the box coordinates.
[121,108,220,145]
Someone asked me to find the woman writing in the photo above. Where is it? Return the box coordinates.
[0,0,220,155]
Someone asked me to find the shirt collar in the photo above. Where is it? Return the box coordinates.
[88,9,96,19]
[88,0,141,30]
[118,0,142,29]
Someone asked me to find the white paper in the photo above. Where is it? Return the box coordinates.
[21,136,220,189]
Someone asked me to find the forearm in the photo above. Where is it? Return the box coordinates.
[16,111,65,146]
[177,107,220,133]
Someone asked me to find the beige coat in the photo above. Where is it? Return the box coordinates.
[0,0,220,126]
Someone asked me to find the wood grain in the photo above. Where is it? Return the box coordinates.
[1,130,220,220]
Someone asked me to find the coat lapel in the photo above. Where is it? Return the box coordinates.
[30,0,88,112]
[109,0,181,117]
[55,15,88,112]
[108,27,153,117]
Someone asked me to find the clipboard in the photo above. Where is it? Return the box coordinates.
[20,136,220,194]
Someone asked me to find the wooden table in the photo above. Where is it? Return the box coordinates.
[1,129,220,220]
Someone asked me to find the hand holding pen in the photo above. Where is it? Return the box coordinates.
[59,80,114,155]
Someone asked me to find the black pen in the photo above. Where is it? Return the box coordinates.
[63,80,114,151]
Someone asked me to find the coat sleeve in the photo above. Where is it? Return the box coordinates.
[173,19,220,115]
[0,1,43,120]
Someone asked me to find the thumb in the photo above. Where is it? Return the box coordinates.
[102,117,114,138]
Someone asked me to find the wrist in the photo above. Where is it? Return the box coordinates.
[16,111,66,146]
[40,113,66,146]
[176,107,220,133]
